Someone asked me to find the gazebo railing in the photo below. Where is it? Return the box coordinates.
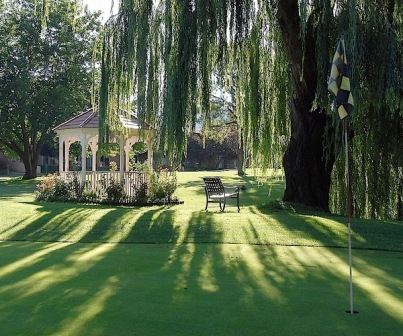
[60,171,148,202]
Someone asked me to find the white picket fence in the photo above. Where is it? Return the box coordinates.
[60,171,148,201]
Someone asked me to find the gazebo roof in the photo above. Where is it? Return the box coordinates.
[53,108,149,131]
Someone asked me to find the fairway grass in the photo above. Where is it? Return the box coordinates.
[0,171,402,335]
[0,242,402,335]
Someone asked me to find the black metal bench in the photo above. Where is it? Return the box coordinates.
[203,177,240,212]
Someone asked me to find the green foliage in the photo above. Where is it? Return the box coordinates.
[104,180,125,203]
[100,0,402,219]
[101,0,287,167]
[129,142,150,172]
[327,0,403,220]
[0,0,101,179]
[133,182,148,204]
[79,188,99,203]
[35,173,84,202]
[98,143,120,158]
[35,175,62,202]
[99,0,154,144]
[150,167,178,202]
[34,170,181,206]
[129,161,150,173]
[131,141,148,155]
[69,143,91,160]
[53,178,71,200]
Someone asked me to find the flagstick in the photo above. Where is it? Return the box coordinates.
[344,118,354,314]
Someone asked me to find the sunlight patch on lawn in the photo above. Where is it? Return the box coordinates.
[305,216,366,245]
[355,269,403,322]
[0,243,118,301]
[0,242,67,278]
[165,215,193,270]
[0,208,43,239]
[198,247,219,292]
[51,275,120,336]
[42,208,114,242]
[66,243,118,264]
[220,244,285,303]
[97,210,145,242]
[174,243,195,293]
[353,255,403,322]
[289,246,403,322]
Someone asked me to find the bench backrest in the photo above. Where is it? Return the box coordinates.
[203,177,224,196]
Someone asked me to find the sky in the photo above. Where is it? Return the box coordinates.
[82,0,118,22]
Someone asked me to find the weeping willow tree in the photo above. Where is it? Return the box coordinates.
[100,0,402,220]
[327,0,403,220]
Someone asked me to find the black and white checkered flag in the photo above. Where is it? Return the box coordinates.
[328,38,354,119]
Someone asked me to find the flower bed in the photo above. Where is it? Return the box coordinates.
[35,167,182,206]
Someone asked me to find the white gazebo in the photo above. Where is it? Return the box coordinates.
[53,108,154,196]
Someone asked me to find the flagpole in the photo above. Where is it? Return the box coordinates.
[328,35,357,314]
[344,118,354,314]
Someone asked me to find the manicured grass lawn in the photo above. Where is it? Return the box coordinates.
[0,171,402,335]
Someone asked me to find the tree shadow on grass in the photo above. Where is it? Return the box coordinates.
[0,174,402,334]
[3,201,180,245]
[0,208,402,335]
[0,177,37,199]
[257,200,403,252]
[157,211,403,335]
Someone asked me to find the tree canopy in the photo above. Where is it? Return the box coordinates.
[99,0,401,219]
[0,0,101,178]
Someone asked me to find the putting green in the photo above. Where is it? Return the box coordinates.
[0,241,401,335]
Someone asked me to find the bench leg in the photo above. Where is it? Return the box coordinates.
[220,200,226,212]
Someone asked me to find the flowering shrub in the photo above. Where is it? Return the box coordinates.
[35,174,61,201]
[35,169,181,205]
[150,167,178,202]
[35,173,83,202]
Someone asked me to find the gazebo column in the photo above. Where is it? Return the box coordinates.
[124,136,137,173]
[64,138,74,172]
[88,136,98,172]
[119,135,125,182]
[92,149,97,172]
[81,134,87,184]
[124,145,130,173]
[87,135,98,190]
[64,143,69,172]
[59,136,64,173]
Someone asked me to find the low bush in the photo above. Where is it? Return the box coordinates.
[150,167,178,202]
[104,180,126,203]
[79,189,99,203]
[35,174,61,201]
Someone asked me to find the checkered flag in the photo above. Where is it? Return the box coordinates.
[328,38,354,119]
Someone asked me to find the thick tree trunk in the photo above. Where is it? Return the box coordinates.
[277,0,336,211]
[282,105,335,211]
[20,134,42,179]
[21,145,41,180]
[22,157,39,179]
